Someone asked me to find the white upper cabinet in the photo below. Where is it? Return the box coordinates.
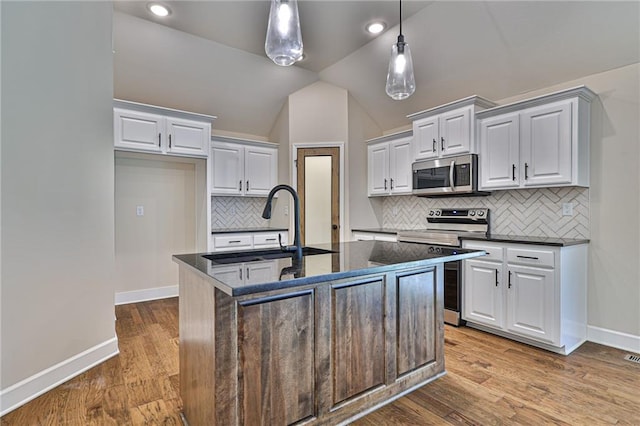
[114,100,214,158]
[409,96,496,161]
[165,117,211,157]
[478,86,595,190]
[367,131,413,197]
[211,137,278,197]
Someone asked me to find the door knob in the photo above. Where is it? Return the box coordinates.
[332,224,338,230]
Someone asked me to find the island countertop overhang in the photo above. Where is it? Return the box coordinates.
[173,240,485,297]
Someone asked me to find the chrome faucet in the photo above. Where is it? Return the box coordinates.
[262,184,302,258]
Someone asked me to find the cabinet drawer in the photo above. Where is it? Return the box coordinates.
[253,232,285,247]
[462,241,504,261]
[507,247,555,268]
[213,234,252,251]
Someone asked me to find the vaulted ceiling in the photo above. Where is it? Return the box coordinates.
[113,1,640,137]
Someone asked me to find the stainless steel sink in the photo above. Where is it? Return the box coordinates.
[203,246,336,264]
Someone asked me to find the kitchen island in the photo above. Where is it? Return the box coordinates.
[173,240,485,426]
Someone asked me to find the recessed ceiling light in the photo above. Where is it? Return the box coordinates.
[366,22,386,35]
[148,3,171,17]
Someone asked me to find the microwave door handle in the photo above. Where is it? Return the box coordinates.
[449,160,455,191]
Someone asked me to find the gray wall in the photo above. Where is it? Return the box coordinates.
[1,0,115,402]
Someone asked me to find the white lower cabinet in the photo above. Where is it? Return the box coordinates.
[352,231,398,242]
[210,231,289,252]
[462,240,587,355]
[209,261,278,287]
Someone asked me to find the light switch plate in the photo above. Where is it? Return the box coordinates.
[562,203,573,216]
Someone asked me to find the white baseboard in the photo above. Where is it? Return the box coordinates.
[115,285,178,305]
[0,336,119,417]
[587,325,640,353]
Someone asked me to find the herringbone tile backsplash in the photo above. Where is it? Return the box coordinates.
[382,187,589,239]
[212,196,270,229]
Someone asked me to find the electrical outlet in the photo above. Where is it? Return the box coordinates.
[393,206,398,216]
[136,205,144,216]
[562,203,573,216]
[284,206,289,216]
[230,206,236,215]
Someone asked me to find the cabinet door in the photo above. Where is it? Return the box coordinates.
[520,100,573,187]
[166,118,210,157]
[413,116,439,160]
[114,108,164,153]
[211,142,244,195]
[463,260,504,329]
[506,265,558,345]
[208,265,243,287]
[245,261,278,285]
[389,137,413,194]
[368,143,390,196]
[440,107,471,156]
[479,112,520,189]
[244,146,277,196]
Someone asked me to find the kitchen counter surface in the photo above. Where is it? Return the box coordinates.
[461,234,589,246]
[173,240,485,297]
[211,227,288,234]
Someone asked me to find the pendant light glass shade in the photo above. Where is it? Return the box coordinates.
[385,35,415,100]
[385,0,415,100]
[265,0,303,66]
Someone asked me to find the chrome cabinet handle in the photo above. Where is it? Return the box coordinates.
[229,240,241,244]
[239,180,242,191]
[517,255,539,260]
[390,178,394,190]
[158,133,161,147]
[495,269,499,287]
[441,137,445,151]
[432,138,436,152]
[169,134,172,148]
[525,163,529,180]
[246,267,250,280]
[449,160,455,191]
[246,181,249,191]
[239,268,242,280]
[265,238,276,241]
[512,164,516,181]
[508,270,512,288]
[384,178,387,190]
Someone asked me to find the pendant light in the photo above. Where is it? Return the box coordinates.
[385,0,416,100]
[265,0,303,66]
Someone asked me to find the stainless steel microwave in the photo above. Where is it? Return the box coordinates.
[412,154,489,197]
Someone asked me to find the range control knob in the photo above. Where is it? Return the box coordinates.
[478,210,485,217]
[428,210,435,216]
[435,210,441,216]
[469,211,476,216]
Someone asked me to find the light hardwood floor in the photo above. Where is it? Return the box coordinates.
[2,298,639,425]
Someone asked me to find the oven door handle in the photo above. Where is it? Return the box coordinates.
[449,160,456,191]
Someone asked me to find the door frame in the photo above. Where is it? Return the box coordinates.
[292,142,345,243]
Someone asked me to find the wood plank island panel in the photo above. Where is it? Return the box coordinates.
[332,279,386,404]
[238,291,315,425]
[396,269,438,376]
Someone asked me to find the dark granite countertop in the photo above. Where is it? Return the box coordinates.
[174,240,485,297]
[211,227,288,234]
[351,228,407,235]
[461,234,589,246]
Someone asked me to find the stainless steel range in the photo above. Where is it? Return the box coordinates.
[397,208,490,326]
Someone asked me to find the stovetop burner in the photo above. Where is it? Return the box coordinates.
[397,208,490,246]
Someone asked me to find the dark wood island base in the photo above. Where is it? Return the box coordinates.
[178,263,445,425]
